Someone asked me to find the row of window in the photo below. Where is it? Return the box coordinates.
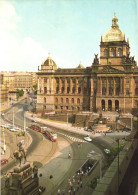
[104,48,123,57]
[43,97,87,104]
[42,87,88,94]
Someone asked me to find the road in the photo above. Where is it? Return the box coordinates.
[1,98,114,194]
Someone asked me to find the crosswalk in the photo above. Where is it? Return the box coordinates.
[59,133,87,143]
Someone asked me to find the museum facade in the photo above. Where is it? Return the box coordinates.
[36,14,138,113]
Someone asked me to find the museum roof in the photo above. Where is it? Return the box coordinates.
[103,14,125,42]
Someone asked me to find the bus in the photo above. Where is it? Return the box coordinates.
[30,124,57,141]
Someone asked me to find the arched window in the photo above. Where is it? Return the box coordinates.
[101,100,105,111]
[104,49,108,57]
[44,87,47,93]
[44,97,46,103]
[61,98,63,103]
[55,98,58,103]
[118,48,122,56]
[83,98,85,103]
[77,98,80,104]
[111,48,116,57]
[78,87,81,94]
[66,98,69,104]
[71,98,74,104]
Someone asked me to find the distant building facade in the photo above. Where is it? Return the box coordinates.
[36,14,138,113]
[0,74,8,105]
[0,72,37,91]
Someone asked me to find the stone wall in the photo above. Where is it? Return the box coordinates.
[92,134,137,195]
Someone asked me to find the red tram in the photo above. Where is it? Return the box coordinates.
[30,124,57,141]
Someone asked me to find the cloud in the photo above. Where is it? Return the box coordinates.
[0,1,19,31]
[0,1,47,71]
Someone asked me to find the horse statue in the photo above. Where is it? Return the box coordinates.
[13,141,27,166]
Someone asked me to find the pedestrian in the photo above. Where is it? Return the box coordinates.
[61,189,65,195]
[58,189,61,195]
[81,170,84,177]
[77,179,80,185]
[80,180,83,188]
[77,184,79,191]
[68,153,71,159]
[73,187,76,195]
[72,178,75,183]
[68,189,71,195]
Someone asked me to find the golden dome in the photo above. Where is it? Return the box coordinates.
[103,14,124,42]
[76,63,84,69]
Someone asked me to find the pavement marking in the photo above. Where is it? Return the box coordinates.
[59,132,87,143]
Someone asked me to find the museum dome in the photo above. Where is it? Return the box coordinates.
[76,63,84,69]
[103,14,124,42]
[42,54,57,67]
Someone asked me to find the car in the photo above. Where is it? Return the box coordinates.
[32,120,36,123]
[2,113,5,116]
[9,128,18,132]
[17,131,25,136]
[104,148,110,154]
[84,136,92,142]
[3,124,11,128]
[0,159,8,166]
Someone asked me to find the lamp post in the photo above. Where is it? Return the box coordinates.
[2,126,6,153]
[13,108,15,127]
[116,139,120,191]
[131,115,133,132]
[24,113,26,133]
[67,112,68,129]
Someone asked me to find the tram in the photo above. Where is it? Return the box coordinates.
[30,124,57,141]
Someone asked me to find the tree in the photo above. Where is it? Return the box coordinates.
[16,89,24,99]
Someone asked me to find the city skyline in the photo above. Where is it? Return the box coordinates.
[0,0,137,72]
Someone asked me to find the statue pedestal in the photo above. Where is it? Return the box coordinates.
[5,163,39,195]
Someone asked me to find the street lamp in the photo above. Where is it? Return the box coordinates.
[116,139,120,192]
[2,125,6,153]
[24,113,26,132]
[13,108,15,127]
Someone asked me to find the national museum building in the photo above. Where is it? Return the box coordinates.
[36,14,138,113]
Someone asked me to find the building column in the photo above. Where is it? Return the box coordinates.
[70,78,72,94]
[113,78,116,96]
[64,78,67,94]
[90,78,94,96]
[106,78,109,96]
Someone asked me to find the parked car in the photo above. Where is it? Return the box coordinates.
[0,159,8,166]
[84,136,92,142]
[17,131,25,136]
[3,124,11,128]
[9,128,18,132]
[32,120,36,123]
[104,148,110,154]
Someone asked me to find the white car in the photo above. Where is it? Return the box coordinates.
[104,148,110,154]
[3,124,11,128]
[9,128,18,132]
[84,136,92,142]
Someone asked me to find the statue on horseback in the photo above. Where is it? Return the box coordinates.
[13,140,27,166]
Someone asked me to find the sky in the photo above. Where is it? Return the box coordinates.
[0,0,137,72]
